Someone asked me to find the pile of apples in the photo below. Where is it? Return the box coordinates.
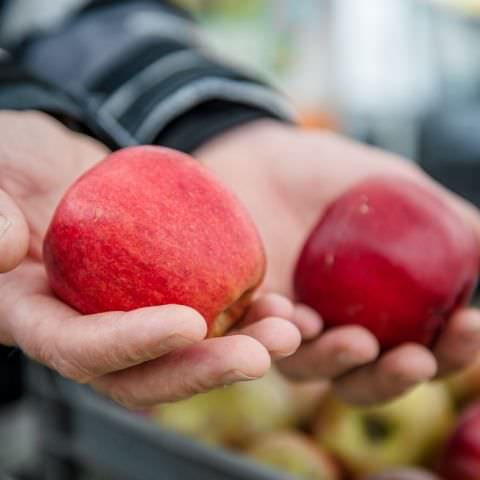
[43,146,480,480]
[151,365,480,480]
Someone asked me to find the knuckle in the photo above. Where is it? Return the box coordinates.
[108,383,144,410]
[109,336,158,369]
[50,346,93,383]
[35,331,94,383]
[163,370,214,402]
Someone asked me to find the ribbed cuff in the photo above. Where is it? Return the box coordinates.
[0,59,80,115]
[0,59,125,148]
[154,99,292,153]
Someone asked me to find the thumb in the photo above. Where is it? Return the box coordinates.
[0,189,29,272]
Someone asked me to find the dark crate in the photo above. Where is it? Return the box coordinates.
[26,361,296,480]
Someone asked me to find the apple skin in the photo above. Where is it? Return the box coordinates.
[438,402,480,480]
[314,383,454,477]
[247,431,340,480]
[43,146,266,336]
[294,176,479,350]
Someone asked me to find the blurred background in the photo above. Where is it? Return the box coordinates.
[3,1,480,479]
[181,0,480,206]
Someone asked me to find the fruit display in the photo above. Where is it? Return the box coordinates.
[150,374,474,480]
[43,146,265,337]
[294,176,479,350]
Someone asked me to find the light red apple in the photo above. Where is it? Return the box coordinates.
[294,176,479,350]
[364,469,441,480]
[247,431,340,480]
[43,146,265,336]
[438,402,480,480]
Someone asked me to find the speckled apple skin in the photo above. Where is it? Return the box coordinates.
[43,146,266,335]
[294,176,479,350]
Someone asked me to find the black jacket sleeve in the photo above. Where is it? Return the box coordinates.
[0,57,80,116]
[13,0,294,153]
[0,56,129,148]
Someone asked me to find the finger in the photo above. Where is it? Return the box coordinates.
[235,316,301,359]
[0,189,29,272]
[291,304,323,340]
[277,326,379,380]
[91,335,271,408]
[334,344,437,405]
[10,294,207,382]
[241,293,294,326]
[242,294,322,340]
[434,308,480,376]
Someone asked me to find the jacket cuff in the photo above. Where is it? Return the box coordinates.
[0,59,130,148]
[0,59,81,118]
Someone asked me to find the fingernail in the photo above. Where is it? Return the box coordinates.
[270,347,299,359]
[0,215,11,239]
[222,369,258,385]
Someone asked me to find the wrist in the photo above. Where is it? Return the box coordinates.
[195,119,297,169]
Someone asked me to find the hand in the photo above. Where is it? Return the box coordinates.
[0,111,301,408]
[197,120,480,405]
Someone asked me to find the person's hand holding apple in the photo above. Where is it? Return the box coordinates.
[0,111,302,409]
[197,119,480,405]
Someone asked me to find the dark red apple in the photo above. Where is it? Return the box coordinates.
[43,146,266,336]
[439,402,480,480]
[294,176,478,349]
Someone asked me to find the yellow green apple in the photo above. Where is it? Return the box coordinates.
[314,382,454,477]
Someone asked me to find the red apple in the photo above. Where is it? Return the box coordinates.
[294,176,478,350]
[439,402,480,480]
[43,146,265,336]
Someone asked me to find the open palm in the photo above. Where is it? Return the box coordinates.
[0,111,301,408]
[198,120,480,405]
